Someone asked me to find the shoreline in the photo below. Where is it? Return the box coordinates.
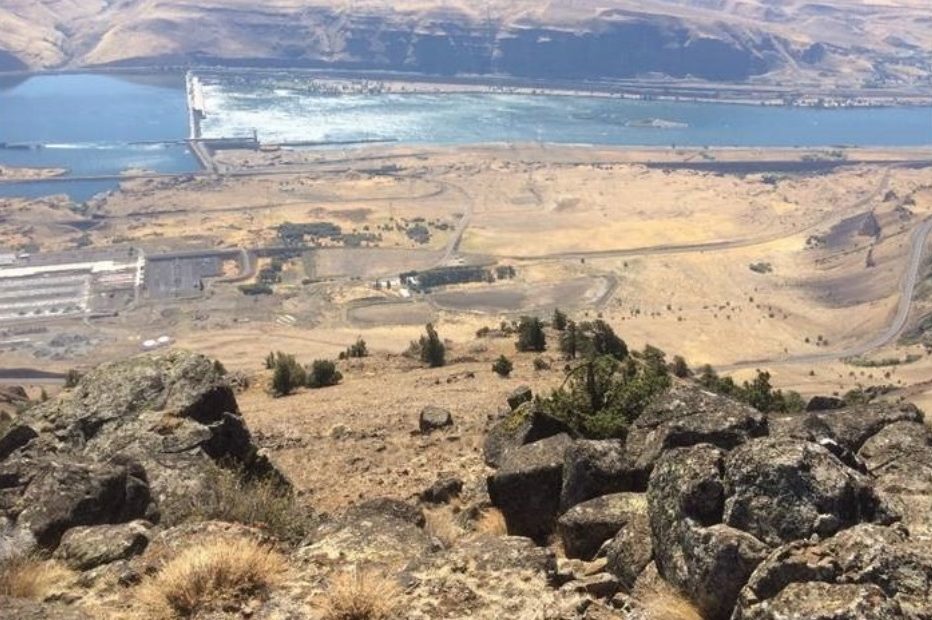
[3,64,932,109]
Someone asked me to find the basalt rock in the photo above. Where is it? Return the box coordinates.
[19,350,283,511]
[560,439,637,512]
[52,520,151,570]
[558,492,647,561]
[624,384,767,486]
[809,401,923,452]
[487,433,574,541]
[483,402,573,468]
[733,524,932,619]
[506,385,533,411]
[604,503,653,591]
[723,437,896,546]
[419,406,453,433]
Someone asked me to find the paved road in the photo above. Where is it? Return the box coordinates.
[723,217,932,371]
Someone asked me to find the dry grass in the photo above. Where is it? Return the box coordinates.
[137,537,287,618]
[0,555,74,600]
[319,568,402,620]
[641,587,703,620]
[424,508,463,548]
[162,465,313,545]
[474,508,508,536]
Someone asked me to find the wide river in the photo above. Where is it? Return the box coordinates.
[1,72,930,201]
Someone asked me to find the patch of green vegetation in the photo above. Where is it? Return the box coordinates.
[844,354,922,368]
[697,366,805,413]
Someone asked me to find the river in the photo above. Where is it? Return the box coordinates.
[1,72,930,201]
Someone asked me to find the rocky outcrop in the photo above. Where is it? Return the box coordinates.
[624,384,767,486]
[506,385,533,411]
[648,436,900,620]
[733,524,932,619]
[604,505,653,590]
[487,433,573,541]
[809,401,923,452]
[0,350,283,565]
[16,350,280,510]
[723,437,895,546]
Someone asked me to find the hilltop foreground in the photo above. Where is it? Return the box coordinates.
[1,348,930,619]
[0,0,930,92]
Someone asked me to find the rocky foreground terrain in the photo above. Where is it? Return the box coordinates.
[0,349,930,618]
[0,0,930,89]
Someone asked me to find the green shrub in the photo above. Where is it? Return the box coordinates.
[539,345,672,439]
[339,338,368,360]
[515,316,547,352]
[415,323,446,368]
[270,353,306,397]
[552,308,568,331]
[533,357,551,371]
[307,360,343,389]
[492,355,514,377]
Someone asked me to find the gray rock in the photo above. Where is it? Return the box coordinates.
[53,520,151,570]
[483,402,573,468]
[419,477,463,504]
[20,350,282,511]
[560,439,637,512]
[859,420,932,540]
[0,425,37,461]
[648,444,768,620]
[625,384,767,486]
[0,598,90,619]
[811,402,923,452]
[806,395,846,412]
[2,455,154,550]
[558,492,647,561]
[723,438,895,547]
[604,503,653,590]
[733,524,932,620]
[419,406,453,433]
[507,385,533,410]
[487,433,573,541]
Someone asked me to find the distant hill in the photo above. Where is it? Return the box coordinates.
[0,0,929,89]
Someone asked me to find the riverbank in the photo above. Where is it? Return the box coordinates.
[0,165,66,181]
[5,64,932,109]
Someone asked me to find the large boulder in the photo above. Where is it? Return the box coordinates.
[733,524,932,619]
[0,454,154,552]
[558,492,647,561]
[487,433,573,541]
[506,385,533,411]
[560,439,637,512]
[0,424,38,461]
[858,420,932,540]
[624,384,767,486]
[483,402,573,468]
[648,444,769,620]
[723,437,896,546]
[19,350,281,510]
[810,402,923,452]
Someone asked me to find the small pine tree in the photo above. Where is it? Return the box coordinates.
[552,308,568,331]
[270,353,306,397]
[492,355,514,377]
[516,316,547,352]
[559,320,579,360]
[418,323,446,368]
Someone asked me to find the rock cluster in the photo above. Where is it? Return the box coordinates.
[484,381,932,619]
[0,350,279,563]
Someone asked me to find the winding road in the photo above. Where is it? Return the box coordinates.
[723,217,932,371]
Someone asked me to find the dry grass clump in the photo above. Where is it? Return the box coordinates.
[163,465,313,545]
[474,507,508,536]
[137,537,287,618]
[0,554,74,600]
[640,586,703,620]
[424,508,463,548]
[319,568,402,620]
